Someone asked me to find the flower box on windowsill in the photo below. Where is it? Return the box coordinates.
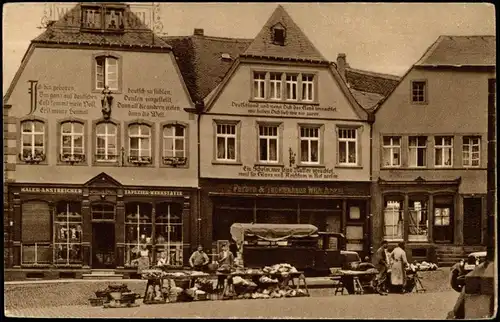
[129,156,152,165]
[19,152,46,164]
[60,153,86,164]
[162,156,187,167]
[95,155,119,163]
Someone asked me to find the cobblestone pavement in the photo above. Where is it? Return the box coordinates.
[5,290,458,319]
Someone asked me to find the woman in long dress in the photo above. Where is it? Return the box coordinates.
[137,244,151,274]
[390,242,409,293]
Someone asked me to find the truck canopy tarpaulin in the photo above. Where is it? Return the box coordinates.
[230,223,319,245]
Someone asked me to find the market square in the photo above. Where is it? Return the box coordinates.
[2,2,496,319]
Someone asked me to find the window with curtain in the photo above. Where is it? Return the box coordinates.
[300,126,320,164]
[96,56,119,90]
[61,122,85,163]
[301,74,314,101]
[155,202,183,266]
[338,128,357,165]
[216,123,237,161]
[259,125,279,163]
[54,201,82,264]
[269,73,282,100]
[163,124,187,166]
[408,197,429,241]
[20,120,45,162]
[286,74,298,100]
[409,136,427,167]
[253,72,266,99]
[434,136,453,167]
[124,203,153,267]
[382,136,401,167]
[128,124,152,164]
[462,136,480,167]
[96,122,117,162]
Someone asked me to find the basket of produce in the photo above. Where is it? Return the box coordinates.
[142,269,166,280]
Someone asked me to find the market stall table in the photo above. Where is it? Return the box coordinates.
[329,269,378,295]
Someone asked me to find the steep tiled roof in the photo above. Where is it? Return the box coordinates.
[33,3,170,49]
[350,89,385,111]
[242,5,326,62]
[345,67,401,97]
[165,35,252,103]
[415,35,496,67]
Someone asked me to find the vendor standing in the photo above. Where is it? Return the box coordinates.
[189,245,209,271]
[390,242,409,293]
[372,240,389,295]
[137,244,151,274]
[218,243,235,268]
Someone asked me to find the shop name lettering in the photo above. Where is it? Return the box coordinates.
[117,87,181,118]
[238,165,338,179]
[231,101,337,117]
[29,82,98,116]
[232,185,344,195]
[20,187,83,194]
[124,189,183,196]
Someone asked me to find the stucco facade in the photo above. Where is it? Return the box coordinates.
[371,62,495,262]
[3,3,199,277]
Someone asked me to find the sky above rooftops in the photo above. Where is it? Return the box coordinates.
[2,2,495,94]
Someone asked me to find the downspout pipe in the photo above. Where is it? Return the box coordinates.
[185,101,204,248]
[367,111,375,256]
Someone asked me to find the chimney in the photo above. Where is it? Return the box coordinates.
[337,53,348,82]
[194,28,204,36]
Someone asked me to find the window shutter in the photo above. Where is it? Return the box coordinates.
[22,201,51,242]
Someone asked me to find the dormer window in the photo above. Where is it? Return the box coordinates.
[81,4,125,32]
[272,24,286,46]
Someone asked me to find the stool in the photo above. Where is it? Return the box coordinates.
[353,276,364,295]
[331,277,345,295]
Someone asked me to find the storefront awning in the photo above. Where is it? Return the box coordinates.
[230,223,319,245]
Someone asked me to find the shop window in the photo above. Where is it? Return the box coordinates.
[125,203,153,267]
[382,136,401,167]
[128,124,152,164]
[300,126,320,164]
[216,123,237,161]
[91,204,115,220]
[269,73,283,100]
[256,198,297,225]
[434,136,453,167]
[20,120,46,163]
[346,225,364,251]
[95,56,119,91]
[258,124,279,163]
[286,74,298,101]
[213,198,254,241]
[338,128,357,165]
[411,80,427,103]
[60,121,85,163]
[408,197,429,242]
[95,122,118,162]
[54,201,82,264]
[383,197,404,241]
[409,136,427,167]
[349,206,361,220]
[462,136,480,167]
[301,75,314,102]
[253,72,266,99]
[21,201,52,265]
[162,124,187,166]
[155,203,183,267]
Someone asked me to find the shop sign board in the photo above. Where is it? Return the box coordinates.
[20,187,82,194]
[124,189,183,197]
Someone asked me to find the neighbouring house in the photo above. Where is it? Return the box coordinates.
[370,35,496,265]
[167,5,376,258]
[3,2,198,280]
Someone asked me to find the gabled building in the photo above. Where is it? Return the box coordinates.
[370,35,495,265]
[169,5,375,257]
[3,2,198,279]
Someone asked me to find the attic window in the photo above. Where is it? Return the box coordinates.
[272,25,286,46]
[221,53,232,61]
[81,5,125,32]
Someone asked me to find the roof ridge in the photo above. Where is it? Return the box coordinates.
[345,67,401,80]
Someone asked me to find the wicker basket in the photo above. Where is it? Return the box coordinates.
[89,298,105,307]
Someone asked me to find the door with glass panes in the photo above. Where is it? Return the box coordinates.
[91,203,116,268]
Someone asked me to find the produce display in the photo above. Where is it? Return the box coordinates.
[141,269,209,280]
[409,261,439,271]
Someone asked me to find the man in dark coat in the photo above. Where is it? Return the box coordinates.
[372,240,389,295]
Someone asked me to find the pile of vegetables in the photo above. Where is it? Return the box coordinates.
[262,263,299,276]
[235,288,308,299]
[141,269,167,280]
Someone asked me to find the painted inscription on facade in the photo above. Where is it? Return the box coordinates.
[117,87,181,118]
[237,165,338,179]
[231,101,337,117]
[231,184,344,195]
[35,83,98,115]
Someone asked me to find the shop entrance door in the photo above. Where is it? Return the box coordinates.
[463,197,482,245]
[92,223,115,269]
